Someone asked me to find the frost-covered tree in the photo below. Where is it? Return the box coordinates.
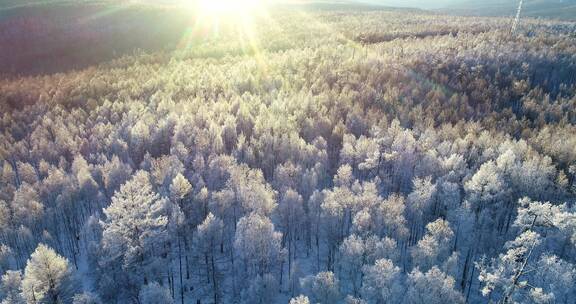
[523,254,576,304]
[169,173,193,304]
[361,259,404,304]
[407,176,437,239]
[241,273,279,304]
[344,295,367,304]
[465,161,507,214]
[364,235,399,265]
[100,155,133,198]
[477,230,542,303]
[405,266,464,304]
[411,219,454,271]
[0,245,15,275]
[228,164,277,217]
[234,213,284,278]
[149,155,185,196]
[138,282,173,304]
[276,189,305,280]
[193,213,224,304]
[321,182,354,270]
[514,198,576,251]
[72,292,101,304]
[10,183,43,229]
[436,181,460,217]
[22,244,77,304]
[211,163,277,237]
[0,202,11,235]
[129,121,150,165]
[169,173,192,204]
[1,270,25,304]
[71,155,99,201]
[300,271,340,304]
[376,194,408,242]
[352,208,372,237]
[99,171,181,298]
[339,234,365,295]
[289,295,310,304]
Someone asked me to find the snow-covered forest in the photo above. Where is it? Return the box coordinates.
[1,3,576,304]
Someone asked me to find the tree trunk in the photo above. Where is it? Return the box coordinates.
[179,238,184,304]
[211,255,219,304]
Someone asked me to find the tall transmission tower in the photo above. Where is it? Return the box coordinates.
[511,0,524,35]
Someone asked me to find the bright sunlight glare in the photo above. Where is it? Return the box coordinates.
[187,0,269,17]
[177,0,274,61]
[200,0,261,13]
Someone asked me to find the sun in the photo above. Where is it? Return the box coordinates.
[181,0,271,33]
[177,0,274,58]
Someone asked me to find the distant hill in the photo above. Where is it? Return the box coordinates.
[0,0,101,10]
[445,0,576,19]
[359,0,576,19]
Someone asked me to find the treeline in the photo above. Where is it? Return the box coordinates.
[0,8,575,304]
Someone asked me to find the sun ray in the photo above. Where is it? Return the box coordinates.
[172,0,276,73]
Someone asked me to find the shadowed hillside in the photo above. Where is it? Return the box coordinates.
[0,3,196,76]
